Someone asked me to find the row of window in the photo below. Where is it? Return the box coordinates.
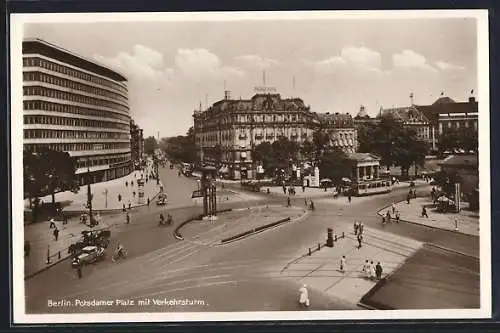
[23,100,130,123]
[23,71,128,104]
[440,120,478,130]
[23,142,130,153]
[23,57,127,95]
[24,129,129,140]
[76,154,131,169]
[24,114,129,131]
[23,86,128,113]
[195,114,313,127]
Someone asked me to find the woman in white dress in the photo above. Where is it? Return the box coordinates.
[298,284,310,308]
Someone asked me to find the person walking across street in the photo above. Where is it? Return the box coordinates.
[348,193,352,203]
[395,211,400,223]
[126,212,130,224]
[287,196,291,207]
[386,211,391,223]
[391,203,396,214]
[363,260,370,278]
[53,228,59,241]
[375,262,383,280]
[353,221,358,236]
[298,284,310,308]
[340,255,346,273]
[421,206,429,218]
[369,260,376,280]
[357,233,363,249]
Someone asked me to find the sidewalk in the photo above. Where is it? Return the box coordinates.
[378,197,479,236]
[24,213,122,278]
[24,169,163,213]
[281,227,422,306]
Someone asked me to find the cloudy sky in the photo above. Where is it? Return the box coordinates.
[23,14,478,137]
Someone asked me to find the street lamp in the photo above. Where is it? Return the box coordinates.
[103,188,108,209]
[86,158,93,225]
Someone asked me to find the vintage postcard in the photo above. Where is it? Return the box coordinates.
[11,10,491,323]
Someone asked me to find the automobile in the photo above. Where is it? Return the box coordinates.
[71,246,105,267]
[156,193,167,205]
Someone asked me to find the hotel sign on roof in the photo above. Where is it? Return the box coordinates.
[254,86,277,93]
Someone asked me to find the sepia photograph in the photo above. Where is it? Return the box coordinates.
[11,10,491,323]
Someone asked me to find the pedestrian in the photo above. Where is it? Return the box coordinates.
[128,202,131,210]
[421,206,429,218]
[77,264,82,279]
[131,180,134,187]
[287,197,291,207]
[310,200,315,211]
[302,185,305,192]
[122,204,126,212]
[340,255,346,273]
[24,240,31,258]
[304,197,308,207]
[369,260,376,280]
[298,284,310,308]
[407,194,411,204]
[267,188,270,194]
[386,211,391,223]
[454,217,459,231]
[353,221,358,235]
[147,197,150,206]
[413,189,417,199]
[282,186,286,195]
[125,181,128,187]
[348,193,352,203]
[375,262,383,280]
[395,211,400,223]
[363,260,370,278]
[359,223,364,235]
[126,212,130,224]
[357,233,363,249]
[53,228,59,241]
[118,194,122,202]
[391,203,396,214]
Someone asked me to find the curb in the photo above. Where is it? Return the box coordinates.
[425,242,479,259]
[376,201,479,238]
[25,254,72,280]
[173,208,233,240]
[220,217,291,244]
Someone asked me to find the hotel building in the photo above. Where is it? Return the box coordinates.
[193,89,358,180]
[22,38,132,185]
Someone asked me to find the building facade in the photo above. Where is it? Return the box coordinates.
[130,119,144,169]
[193,91,318,180]
[415,96,478,150]
[22,38,132,185]
[380,105,432,142]
[315,112,358,153]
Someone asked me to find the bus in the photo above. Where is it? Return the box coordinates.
[351,179,392,196]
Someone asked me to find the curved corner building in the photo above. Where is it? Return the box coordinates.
[22,38,132,185]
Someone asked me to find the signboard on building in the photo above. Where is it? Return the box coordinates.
[254,86,277,93]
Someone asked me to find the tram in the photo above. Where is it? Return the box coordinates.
[351,179,392,196]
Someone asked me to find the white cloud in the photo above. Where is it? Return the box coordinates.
[93,44,165,81]
[175,48,245,80]
[435,61,465,71]
[309,46,382,75]
[234,55,281,68]
[392,50,437,73]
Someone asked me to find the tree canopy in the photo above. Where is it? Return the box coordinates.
[252,137,299,176]
[318,149,351,185]
[357,116,428,177]
[163,127,198,163]
[24,149,79,203]
[144,136,158,155]
[438,127,478,153]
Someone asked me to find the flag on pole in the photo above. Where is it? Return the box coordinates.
[471,89,474,94]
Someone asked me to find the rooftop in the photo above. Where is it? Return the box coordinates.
[347,152,381,162]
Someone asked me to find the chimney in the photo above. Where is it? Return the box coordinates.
[469,96,475,103]
[224,90,231,100]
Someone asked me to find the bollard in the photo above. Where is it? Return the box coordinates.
[318,243,321,251]
[342,232,345,238]
[308,248,311,256]
[46,245,50,264]
[58,251,61,259]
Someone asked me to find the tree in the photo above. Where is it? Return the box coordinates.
[144,136,158,156]
[163,127,198,163]
[312,129,330,163]
[23,149,78,209]
[300,139,314,161]
[253,141,275,176]
[318,149,351,185]
[438,127,478,153]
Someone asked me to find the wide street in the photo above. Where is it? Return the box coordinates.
[25,164,480,313]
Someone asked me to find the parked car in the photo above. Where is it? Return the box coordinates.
[71,246,105,267]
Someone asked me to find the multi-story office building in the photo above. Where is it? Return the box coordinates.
[22,38,132,185]
[193,90,318,179]
[315,112,358,153]
[130,119,144,168]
